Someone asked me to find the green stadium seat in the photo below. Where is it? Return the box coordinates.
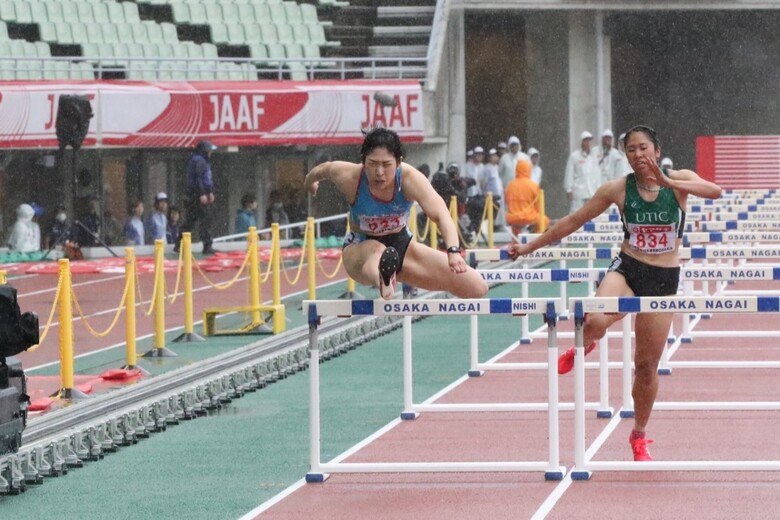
[221,4,239,24]
[248,42,267,61]
[201,42,218,58]
[61,2,78,24]
[259,23,278,43]
[226,23,245,44]
[171,4,188,23]
[171,42,188,58]
[131,22,146,42]
[81,41,99,59]
[145,21,165,43]
[236,4,254,23]
[184,41,203,58]
[29,1,47,23]
[155,42,173,58]
[0,40,9,55]
[291,23,309,43]
[139,42,156,56]
[239,62,257,80]
[268,4,285,23]
[14,1,32,24]
[85,22,103,43]
[301,42,322,65]
[243,22,260,43]
[265,42,284,66]
[113,22,133,44]
[92,3,108,24]
[306,23,328,46]
[0,20,8,40]
[284,3,302,24]
[123,2,140,23]
[161,22,178,43]
[55,21,74,44]
[34,40,50,56]
[38,21,56,42]
[188,4,206,25]
[75,61,94,80]
[300,3,318,24]
[286,62,307,81]
[204,3,222,22]
[217,61,244,80]
[0,2,16,23]
[45,2,62,23]
[276,23,294,44]
[111,42,129,58]
[77,3,94,23]
[194,60,217,81]
[0,59,14,79]
[253,4,269,23]
[126,42,143,57]
[210,23,227,44]
[8,38,23,55]
[107,2,124,23]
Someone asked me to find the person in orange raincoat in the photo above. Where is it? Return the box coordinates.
[504,158,549,236]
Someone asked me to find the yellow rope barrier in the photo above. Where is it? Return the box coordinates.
[166,244,184,304]
[193,247,251,289]
[26,273,63,352]
[71,274,130,337]
[316,252,344,279]
[281,220,309,285]
[259,247,274,284]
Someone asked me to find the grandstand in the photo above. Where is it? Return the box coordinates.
[0,0,434,80]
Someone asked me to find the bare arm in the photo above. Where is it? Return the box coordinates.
[304,161,362,199]
[662,168,722,200]
[508,178,624,259]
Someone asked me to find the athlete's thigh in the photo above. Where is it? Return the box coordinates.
[633,312,673,365]
[396,240,450,288]
[588,270,635,328]
[342,240,383,282]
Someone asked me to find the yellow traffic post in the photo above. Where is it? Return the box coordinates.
[56,259,88,400]
[247,227,264,327]
[449,195,458,229]
[0,270,6,284]
[123,248,138,369]
[270,223,286,333]
[486,192,494,248]
[144,240,176,357]
[307,217,316,300]
[173,232,204,343]
[537,189,548,233]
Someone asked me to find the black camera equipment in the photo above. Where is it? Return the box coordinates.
[0,285,40,455]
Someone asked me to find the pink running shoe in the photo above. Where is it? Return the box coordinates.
[378,247,399,300]
[557,341,597,375]
[630,436,653,461]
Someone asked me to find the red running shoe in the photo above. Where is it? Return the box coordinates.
[557,341,597,375]
[630,436,653,461]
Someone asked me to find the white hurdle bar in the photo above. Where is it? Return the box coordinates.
[303,299,567,482]
[569,295,780,479]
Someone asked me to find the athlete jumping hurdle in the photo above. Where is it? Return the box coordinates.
[304,128,488,300]
[508,125,722,461]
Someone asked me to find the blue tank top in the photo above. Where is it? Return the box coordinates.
[349,167,412,235]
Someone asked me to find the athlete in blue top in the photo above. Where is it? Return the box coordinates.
[508,126,722,461]
[304,128,488,300]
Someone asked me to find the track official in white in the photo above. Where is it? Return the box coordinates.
[304,127,488,300]
[508,125,722,461]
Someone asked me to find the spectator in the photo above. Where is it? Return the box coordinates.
[464,146,484,198]
[167,206,182,245]
[528,147,543,185]
[480,148,504,230]
[661,157,673,170]
[498,136,531,221]
[102,208,121,246]
[617,132,632,176]
[430,161,473,211]
[7,204,38,252]
[76,196,101,247]
[265,189,290,228]
[178,140,217,255]
[592,129,625,184]
[496,141,507,159]
[29,203,43,252]
[564,131,600,213]
[504,159,549,235]
[146,192,169,243]
[123,199,145,246]
[235,192,258,235]
[46,205,72,249]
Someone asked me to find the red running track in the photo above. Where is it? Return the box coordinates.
[248,275,780,520]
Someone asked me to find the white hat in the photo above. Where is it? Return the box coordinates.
[508,136,521,146]
[473,146,484,154]
[580,131,593,140]
[497,142,507,149]
[155,192,168,201]
[466,149,474,157]
[488,148,497,155]
[619,132,626,140]
[602,129,614,138]
[527,147,540,156]
[661,157,673,168]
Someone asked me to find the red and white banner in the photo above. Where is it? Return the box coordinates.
[0,80,424,148]
[697,135,780,189]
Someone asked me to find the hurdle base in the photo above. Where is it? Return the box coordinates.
[544,467,567,481]
[305,472,330,483]
[53,387,91,402]
[559,314,569,321]
[467,370,484,377]
[596,408,614,418]
[519,338,532,344]
[666,336,676,344]
[120,364,152,377]
[657,367,673,376]
[142,347,178,358]
[172,331,205,343]
[619,409,635,418]
[701,313,712,319]
[680,337,693,344]
[571,469,592,481]
[400,411,419,420]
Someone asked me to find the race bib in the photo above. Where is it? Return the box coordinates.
[627,223,676,254]
[359,214,407,234]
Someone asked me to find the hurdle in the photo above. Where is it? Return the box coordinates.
[569,295,780,479]
[303,298,567,482]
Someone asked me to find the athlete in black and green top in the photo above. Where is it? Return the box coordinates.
[508,125,722,462]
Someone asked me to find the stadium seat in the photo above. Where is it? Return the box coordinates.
[268,4,286,23]
[112,22,133,44]
[55,21,74,44]
[210,23,228,44]
[300,3,318,24]
[306,23,329,46]
[85,22,102,43]
[188,4,207,25]
[123,2,140,23]
[0,20,8,40]
[265,42,284,66]
[243,22,261,43]
[276,23,294,44]
[204,3,222,23]
[221,3,239,24]
[14,1,32,24]
[145,22,166,44]
[286,62,307,81]
[77,3,94,23]
[171,3,189,23]
[253,4,270,23]
[131,22,147,42]
[29,1,47,23]
[301,42,322,65]
[259,23,278,43]
[171,42,188,58]
[248,42,267,61]
[61,3,78,24]
[0,59,13,79]
[38,21,56,42]
[161,22,178,43]
[291,23,309,44]
[45,2,63,23]
[92,3,109,24]
[0,40,10,56]
[0,1,15,23]
[284,3,302,24]
[236,4,255,24]
[34,40,49,56]
[184,41,203,58]
[107,2,124,23]
[226,23,245,44]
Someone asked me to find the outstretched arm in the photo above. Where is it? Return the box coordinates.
[649,162,722,200]
[507,179,624,259]
[304,161,361,199]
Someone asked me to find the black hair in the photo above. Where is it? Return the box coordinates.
[623,125,661,150]
[360,127,404,164]
[241,192,256,207]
